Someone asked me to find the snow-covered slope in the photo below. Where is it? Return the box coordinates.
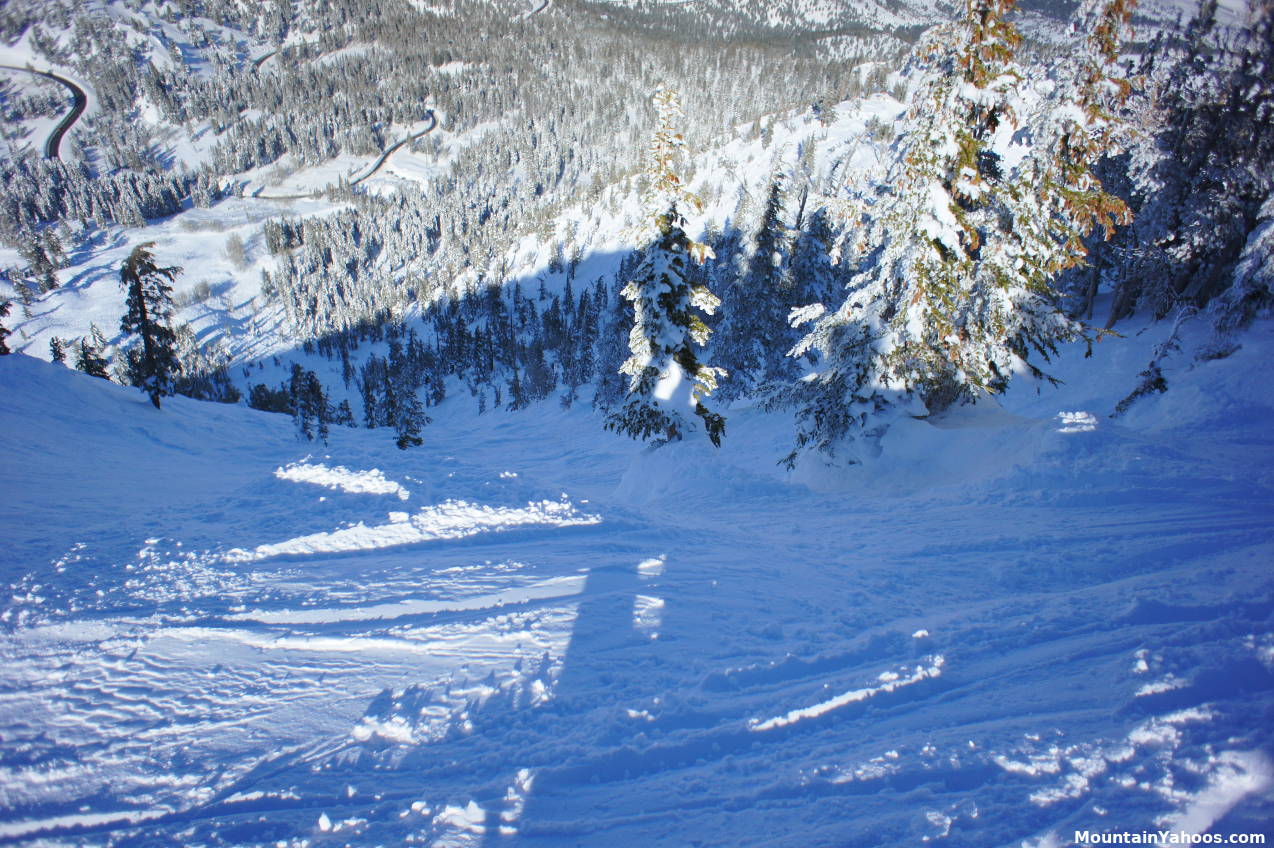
[2,308,1272,845]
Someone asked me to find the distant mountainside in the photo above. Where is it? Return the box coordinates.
[569,0,1070,35]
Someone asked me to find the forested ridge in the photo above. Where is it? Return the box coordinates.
[0,0,1269,461]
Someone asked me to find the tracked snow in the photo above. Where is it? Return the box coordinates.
[1,306,1272,844]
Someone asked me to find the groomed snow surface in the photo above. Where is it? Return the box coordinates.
[2,315,1273,847]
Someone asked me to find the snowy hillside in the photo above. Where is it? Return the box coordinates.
[2,0,1273,842]
[3,306,1273,845]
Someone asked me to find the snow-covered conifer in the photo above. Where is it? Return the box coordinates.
[0,301,11,355]
[288,363,329,442]
[716,163,803,399]
[75,337,111,380]
[606,86,726,446]
[789,0,1134,459]
[1108,0,1273,322]
[19,232,61,293]
[395,390,426,449]
[89,324,110,358]
[119,243,180,409]
[249,383,291,414]
[334,399,356,428]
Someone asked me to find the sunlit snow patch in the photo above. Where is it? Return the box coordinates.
[274,460,410,500]
[497,768,534,836]
[637,554,666,579]
[996,707,1230,809]
[1244,633,1274,671]
[749,656,945,731]
[1135,674,1187,697]
[653,362,683,402]
[1132,648,1156,674]
[633,594,664,638]
[924,810,953,841]
[919,798,979,842]
[433,800,486,839]
[224,498,601,561]
[0,809,168,841]
[822,748,905,785]
[351,714,418,745]
[1055,411,1098,433]
[1159,750,1272,836]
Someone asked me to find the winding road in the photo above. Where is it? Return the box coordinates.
[251,50,280,72]
[253,109,438,201]
[0,64,87,160]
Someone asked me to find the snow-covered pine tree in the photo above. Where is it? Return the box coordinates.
[170,327,241,404]
[786,208,840,332]
[788,0,1133,460]
[0,301,11,355]
[606,86,726,447]
[49,337,66,364]
[119,243,180,409]
[395,390,427,449]
[334,399,356,427]
[1212,192,1274,335]
[18,232,60,293]
[249,383,292,414]
[1023,0,1135,262]
[592,274,630,409]
[1108,0,1272,323]
[89,324,111,361]
[75,338,111,380]
[288,363,329,442]
[716,161,802,399]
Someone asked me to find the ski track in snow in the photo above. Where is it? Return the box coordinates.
[2,323,1274,846]
[749,655,946,731]
[223,497,601,563]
